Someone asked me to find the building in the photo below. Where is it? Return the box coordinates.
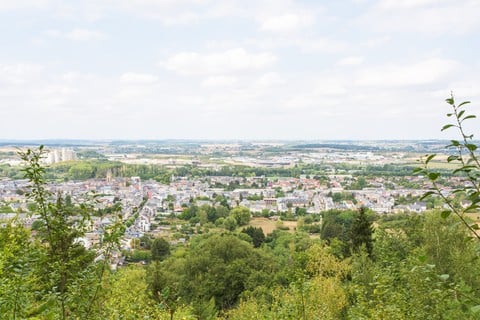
[45,148,77,164]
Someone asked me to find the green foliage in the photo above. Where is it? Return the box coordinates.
[417,94,480,240]
[347,176,369,190]
[151,238,170,261]
[126,249,152,262]
[147,260,184,320]
[223,216,238,231]
[330,192,356,204]
[241,226,265,248]
[103,266,193,319]
[349,212,480,319]
[180,204,230,225]
[0,223,37,319]
[320,209,356,249]
[228,243,348,320]
[153,233,274,315]
[230,206,251,226]
[419,213,480,289]
[349,207,374,257]
[3,146,126,319]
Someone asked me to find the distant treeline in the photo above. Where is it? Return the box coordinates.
[0,160,435,183]
[292,143,382,151]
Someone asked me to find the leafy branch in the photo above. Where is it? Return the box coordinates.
[18,146,126,319]
[416,94,480,241]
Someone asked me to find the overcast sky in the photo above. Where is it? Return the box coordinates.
[1,0,479,140]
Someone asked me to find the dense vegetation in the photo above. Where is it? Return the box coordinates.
[0,158,426,184]
[3,201,480,319]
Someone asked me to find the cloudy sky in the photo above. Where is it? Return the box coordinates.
[1,0,479,140]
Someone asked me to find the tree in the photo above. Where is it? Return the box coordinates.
[349,207,374,257]
[16,146,125,319]
[178,234,270,312]
[241,226,265,248]
[223,216,238,231]
[230,206,251,226]
[103,267,166,319]
[140,234,152,249]
[0,222,37,319]
[147,261,182,320]
[227,243,349,320]
[151,238,170,261]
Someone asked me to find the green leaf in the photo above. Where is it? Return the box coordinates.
[471,223,480,230]
[441,210,451,219]
[412,167,424,174]
[446,97,454,105]
[447,155,459,162]
[453,165,476,174]
[458,110,465,118]
[420,191,435,200]
[450,140,460,147]
[458,101,471,107]
[441,124,455,131]
[468,192,480,201]
[466,144,478,151]
[428,172,440,181]
[462,115,476,121]
[446,113,453,117]
[471,305,480,314]
[465,204,479,213]
[425,154,436,164]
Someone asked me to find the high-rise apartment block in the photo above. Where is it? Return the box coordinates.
[45,148,77,164]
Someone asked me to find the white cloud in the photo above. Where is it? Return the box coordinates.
[201,75,237,87]
[45,28,106,41]
[313,84,347,96]
[162,11,200,25]
[361,36,391,48]
[244,36,347,54]
[104,0,211,24]
[65,28,105,41]
[3,1,480,140]
[260,13,314,33]
[120,72,159,84]
[378,0,450,10]
[337,56,364,66]
[45,29,61,37]
[297,37,347,53]
[161,48,277,76]
[254,72,286,88]
[0,0,51,11]
[355,58,460,87]
[359,0,480,35]
[0,63,44,85]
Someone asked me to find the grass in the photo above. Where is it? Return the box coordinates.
[249,217,297,235]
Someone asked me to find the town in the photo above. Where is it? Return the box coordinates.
[0,140,465,266]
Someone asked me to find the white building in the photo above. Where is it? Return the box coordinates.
[45,148,76,164]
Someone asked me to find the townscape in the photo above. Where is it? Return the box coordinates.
[2,0,480,318]
[0,141,472,267]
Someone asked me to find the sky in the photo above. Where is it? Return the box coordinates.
[1,0,480,141]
